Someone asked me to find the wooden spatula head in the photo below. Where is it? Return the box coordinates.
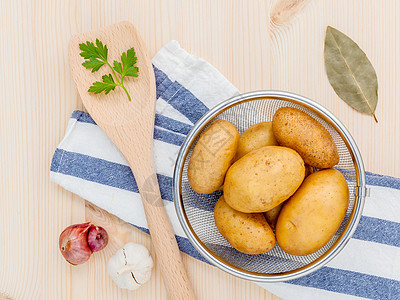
[68,22,156,128]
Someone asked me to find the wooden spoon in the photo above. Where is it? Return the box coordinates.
[68,22,195,299]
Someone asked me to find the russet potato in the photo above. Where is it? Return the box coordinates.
[214,196,276,255]
[275,168,349,256]
[304,164,314,178]
[224,146,305,213]
[272,107,339,169]
[188,119,239,194]
[235,121,278,160]
[263,202,284,230]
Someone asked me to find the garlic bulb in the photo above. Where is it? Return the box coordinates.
[107,242,154,290]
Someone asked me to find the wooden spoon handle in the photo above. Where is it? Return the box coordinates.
[136,172,196,300]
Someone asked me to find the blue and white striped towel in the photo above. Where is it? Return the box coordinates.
[50,40,400,300]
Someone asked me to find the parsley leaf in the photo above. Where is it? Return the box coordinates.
[79,39,108,61]
[79,39,139,101]
[113,48,139,78]
[88,74,118,95]
[82,57,106,73]
[112,61,123,75]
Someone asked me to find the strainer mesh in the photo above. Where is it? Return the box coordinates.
[180,98,357,274]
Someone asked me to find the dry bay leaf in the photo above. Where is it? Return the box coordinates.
[324,26,378,122]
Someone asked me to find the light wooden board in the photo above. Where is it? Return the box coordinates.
[1,0,399,299]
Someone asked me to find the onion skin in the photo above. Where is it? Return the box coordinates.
[88,225,109,252]
[59,222,92,265]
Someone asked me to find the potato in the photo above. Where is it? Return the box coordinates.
[235,122,278,160]
[264,164,312,230]
[214,196,276,255]
[188,119,239,194]
[263,202,283,230]
[224,146,305,213]
[276,169,349,256]
[305,164,314,178]
[272,107,339,169]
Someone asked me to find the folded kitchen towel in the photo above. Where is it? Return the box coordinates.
[50,40,400,300]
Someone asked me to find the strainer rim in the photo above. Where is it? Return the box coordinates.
[173,90,366,282]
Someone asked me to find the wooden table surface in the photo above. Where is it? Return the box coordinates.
[1,0,399,299]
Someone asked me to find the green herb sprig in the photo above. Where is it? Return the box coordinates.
[79,39,138,101]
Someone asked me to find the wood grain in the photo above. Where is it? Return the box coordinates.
[1,0,399,299]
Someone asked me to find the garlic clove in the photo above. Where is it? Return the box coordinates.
[107,242,154,290]
[113,270,140,290]
[128,253,154,284]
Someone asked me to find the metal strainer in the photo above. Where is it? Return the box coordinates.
[173,90,366,282]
